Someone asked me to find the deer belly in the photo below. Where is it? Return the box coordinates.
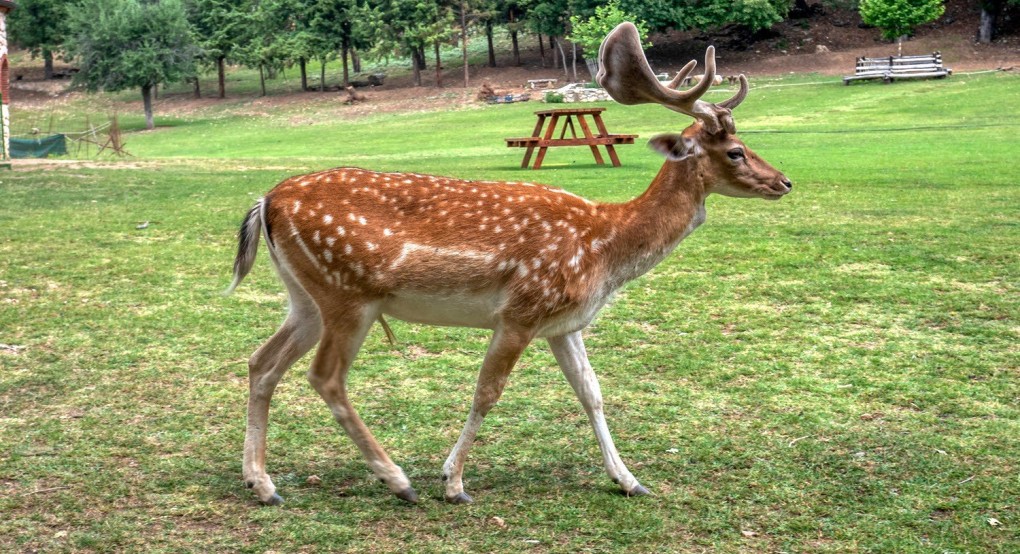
[381,290,501,329]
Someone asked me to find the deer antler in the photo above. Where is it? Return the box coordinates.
[596,22,748,134]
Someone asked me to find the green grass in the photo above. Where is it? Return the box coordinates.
[1,70,1018,553]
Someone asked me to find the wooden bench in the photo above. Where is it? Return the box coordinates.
[843,53,952,84]
[526,79,558,90]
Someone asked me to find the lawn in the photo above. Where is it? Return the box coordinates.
[1,70,1018,553]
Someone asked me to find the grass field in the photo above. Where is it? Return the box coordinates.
[1,70,1018,553]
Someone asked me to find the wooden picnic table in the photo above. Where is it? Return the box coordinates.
[505,107,637,169]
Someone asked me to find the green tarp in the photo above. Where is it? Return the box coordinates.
[11,134,67,158]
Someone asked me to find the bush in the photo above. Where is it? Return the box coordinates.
[859,0,945,41]
[568,1,651,59]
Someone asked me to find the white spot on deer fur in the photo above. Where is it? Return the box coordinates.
[337,226,346,236]
[323,250,333,263]
[288,222,323,272]
[344,244,353,255]
[358,216,367,225]
[312,230,321,244]
[366,242,377,251]
[389,242,496,270]
[323,214,333,224]
[568,247,585,268]
[383,228,393,236]
[348,213,357,222]
[326,236,336,247]
[292,200,302,214]
[516,264,529,278]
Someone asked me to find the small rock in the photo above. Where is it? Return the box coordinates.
[491,516,507,529]
[306,475,322,486]
[815,45,831,54]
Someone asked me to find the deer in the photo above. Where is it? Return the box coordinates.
[227,22,791,506]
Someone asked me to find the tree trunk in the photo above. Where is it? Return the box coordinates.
[538,35,546,68]
[259,65,267,96]
[217,57,226,98]
[417,46,427,69]
[141,84,155,130]
[342,42,350,87]
[352,48,362,73]
[979,5,997,43]
[435,41,443,88]
[461,3,470,88]
[43,49,54,80]
[193,76,201,99]
[319,58,326,92]
[412,47,422,87]
[551,37,559,69]
[571,41,578,81]
[486,20,496,67]
[511,30,520,66]
[555,39,568,76]
[300,58,308,91]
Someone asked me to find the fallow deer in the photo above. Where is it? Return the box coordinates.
[228,22,791,505]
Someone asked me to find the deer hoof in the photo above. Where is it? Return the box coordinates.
[445,492,473,504]
[626,484,650,497]
[395,487,419,504]
[262,493,284,506]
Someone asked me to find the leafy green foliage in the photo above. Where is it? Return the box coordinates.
[66,0,198,94]
[677,0,790,32]
[859,0,946,40]
[568,1,650,58]
[6,0,69,76]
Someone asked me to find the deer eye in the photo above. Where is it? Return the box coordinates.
[727,148,745,161]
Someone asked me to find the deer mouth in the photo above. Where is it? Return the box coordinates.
[761,179,792,199]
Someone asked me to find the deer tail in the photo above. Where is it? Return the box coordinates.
[225,199,264,295]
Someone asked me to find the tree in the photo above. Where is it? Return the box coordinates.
[185,0,252,98]
[568,1,650,59]
[66,0,199,130]
[7,0,69,79]
[859,0,945,53]
[978,0,1020,43]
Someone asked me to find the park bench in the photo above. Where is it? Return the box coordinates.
[843,52,952,84]
[526,78,558,89]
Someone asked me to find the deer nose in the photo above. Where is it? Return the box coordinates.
[781,178,792,191]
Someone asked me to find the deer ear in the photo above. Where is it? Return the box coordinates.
[648,133,702,161]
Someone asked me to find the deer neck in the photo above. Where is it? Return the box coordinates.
[600,158,708,287]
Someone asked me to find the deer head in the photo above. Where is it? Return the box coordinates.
[597,22,790,199]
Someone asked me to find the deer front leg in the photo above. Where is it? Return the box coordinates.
[547,331,649,497]
[307,305,417,503]
[442,324,534,504]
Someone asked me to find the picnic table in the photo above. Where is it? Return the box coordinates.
[505,107,637,169]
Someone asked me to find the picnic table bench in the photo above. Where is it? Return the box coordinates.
[505,107,637,170]
[843,52,952,84]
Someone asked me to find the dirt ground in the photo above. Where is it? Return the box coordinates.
[8,0,1020,122]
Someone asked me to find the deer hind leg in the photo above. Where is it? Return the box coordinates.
[243,274,322,505]
[547,332,649,497]
[307,303,417,503]
[443,324,534,504]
